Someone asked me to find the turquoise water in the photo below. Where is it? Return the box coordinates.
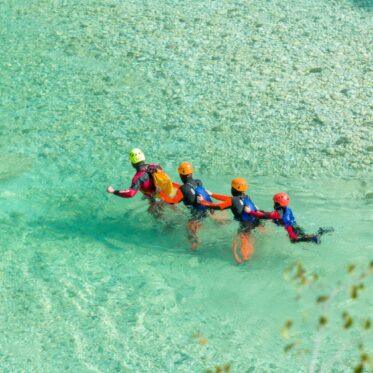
[1,0,373,372]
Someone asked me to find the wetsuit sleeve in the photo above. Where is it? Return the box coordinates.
[249,211,280,219]
[114,189,138,198]
[113,173,144,198]
[180,184,197,206]
[286,226,299,241]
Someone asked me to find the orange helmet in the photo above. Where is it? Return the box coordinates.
[231,178,248,192]
[273,192,290,207]
[178,162,193,175]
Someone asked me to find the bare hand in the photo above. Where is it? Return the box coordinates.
[197,196,204,203]
[107,185,115,193]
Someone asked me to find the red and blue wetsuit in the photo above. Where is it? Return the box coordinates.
[113,162,161,200]
[250,207,318,243]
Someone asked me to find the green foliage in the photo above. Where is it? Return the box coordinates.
[348,264,356,274]
[282,260,373,371]
[350,283,365,299]
[281,320,293,339]
[283,261,319,292]
[284,343,295,353]
[206,363,231,373]
[319,316,328,327]
[363,319,371,330]
[316,295,329,303]
[342,312,353,329]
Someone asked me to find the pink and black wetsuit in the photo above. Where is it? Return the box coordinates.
[113,162,161,200]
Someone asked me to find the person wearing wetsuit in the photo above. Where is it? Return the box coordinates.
[198,178,261,264]
[249,192,321,244]
[107,148,164,217]
[159,162,214,250]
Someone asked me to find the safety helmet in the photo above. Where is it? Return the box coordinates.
[129,148,145,164]
[273,192,290,207]
[231,178,248,192]
[178,162,193,175]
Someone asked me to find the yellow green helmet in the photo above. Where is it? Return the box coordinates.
[129,148,145,164]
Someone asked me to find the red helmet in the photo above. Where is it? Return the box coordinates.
[273,192,290,207]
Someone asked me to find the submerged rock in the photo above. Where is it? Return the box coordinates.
[0,155,31,181]
[309,67,323,74]
[335,136,351,145]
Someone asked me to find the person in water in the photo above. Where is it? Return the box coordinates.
[198,178,261,264]
[107,148,165,217]
[249,192,332,244]
[159,162,215,250]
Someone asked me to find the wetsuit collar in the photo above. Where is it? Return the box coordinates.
[181,174,193,184]
[133,161,145,171]
[274,203,286,213]
[231,188,244,197]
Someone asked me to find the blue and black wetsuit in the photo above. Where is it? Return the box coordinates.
[231,194,260,231]
[180,177,212,221]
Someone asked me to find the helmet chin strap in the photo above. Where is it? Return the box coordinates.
[133,161,145,170]
[180,174,192,183]
[231,187,243,197]
[274,203,282,211]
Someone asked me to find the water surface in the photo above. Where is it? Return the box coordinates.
[1,0,372,371]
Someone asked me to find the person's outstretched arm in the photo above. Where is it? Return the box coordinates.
[107,172,146,198]
[107,185,138,198]
[248,210,280,219]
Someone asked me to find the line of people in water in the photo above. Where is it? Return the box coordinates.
[107,148,333,264]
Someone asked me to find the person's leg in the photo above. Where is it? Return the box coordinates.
[293,233,320,244]
[187,219,202,250]
[318,227,334,235]
[232,227,255,264]
[290,225,320,244]
[293,225,306,236]
[239,232,255,261]
[232,236,242,264]
[240,232,255,261]
[209,210,229,224]
[147,199,165,219]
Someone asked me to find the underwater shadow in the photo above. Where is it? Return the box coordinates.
[43,213,177,252]
[40,210,240,265]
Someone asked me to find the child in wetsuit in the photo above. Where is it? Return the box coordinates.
[250,192,325,244]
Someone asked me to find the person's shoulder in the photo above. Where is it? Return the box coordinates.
[148,163,162,169]
[180,183,193,192]
[231,195,242,204]
[284,207,295,218]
